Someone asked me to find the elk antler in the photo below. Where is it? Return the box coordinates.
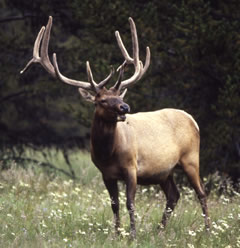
[20,16,113,92]
[113,17,151,91]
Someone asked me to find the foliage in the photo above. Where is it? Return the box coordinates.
[0,147,97,182]
[0,0,239,178]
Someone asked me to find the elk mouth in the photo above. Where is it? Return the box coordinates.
[117,114,127,122]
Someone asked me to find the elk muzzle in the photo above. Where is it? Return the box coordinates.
[117,103,130,121]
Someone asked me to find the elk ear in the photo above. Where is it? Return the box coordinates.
[120,88,127,99]
[78,88,95,103]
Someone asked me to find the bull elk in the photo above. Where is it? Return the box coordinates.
[21,16,210,238]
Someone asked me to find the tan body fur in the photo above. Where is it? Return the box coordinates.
[90,107,209,238]
[92,108,200,184]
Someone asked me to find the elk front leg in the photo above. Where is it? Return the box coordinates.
[125,169,137,239]
[103,177,120,234]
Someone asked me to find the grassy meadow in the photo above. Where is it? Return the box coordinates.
[0,148,239,248]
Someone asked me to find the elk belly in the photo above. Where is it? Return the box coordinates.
[137,170,173,185]
[136,157,178,185]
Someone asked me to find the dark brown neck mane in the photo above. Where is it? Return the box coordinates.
[91,112,117,164]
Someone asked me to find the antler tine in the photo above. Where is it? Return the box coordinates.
[86,61,99,91]
[40,16,56,76]
[114,17,150,91]
[115,31,133,64]
[116,60,127,72]
[113,61,127,90]
[98,66,115,88]
[129,17,139,63]
[20,26,45,74]
[33,27,45,59]
[138,46,151,80]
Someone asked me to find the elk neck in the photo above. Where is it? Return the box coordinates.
[90,111,118,164]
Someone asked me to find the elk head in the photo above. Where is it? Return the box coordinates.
[77,63,130,122]
[20,16,150,122]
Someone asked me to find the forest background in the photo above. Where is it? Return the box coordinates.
[0,0,239,183]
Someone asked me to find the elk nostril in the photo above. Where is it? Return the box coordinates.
[120,104,130,113]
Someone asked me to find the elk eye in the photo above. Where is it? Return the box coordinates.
[100,99,107,104]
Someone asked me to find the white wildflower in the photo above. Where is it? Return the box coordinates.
[142,188,147,193]
[188,230,196,236]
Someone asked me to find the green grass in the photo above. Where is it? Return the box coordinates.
[0,149,239,248]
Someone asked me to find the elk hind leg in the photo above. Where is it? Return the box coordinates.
[160,174,180,228]
[180,154,210,229]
